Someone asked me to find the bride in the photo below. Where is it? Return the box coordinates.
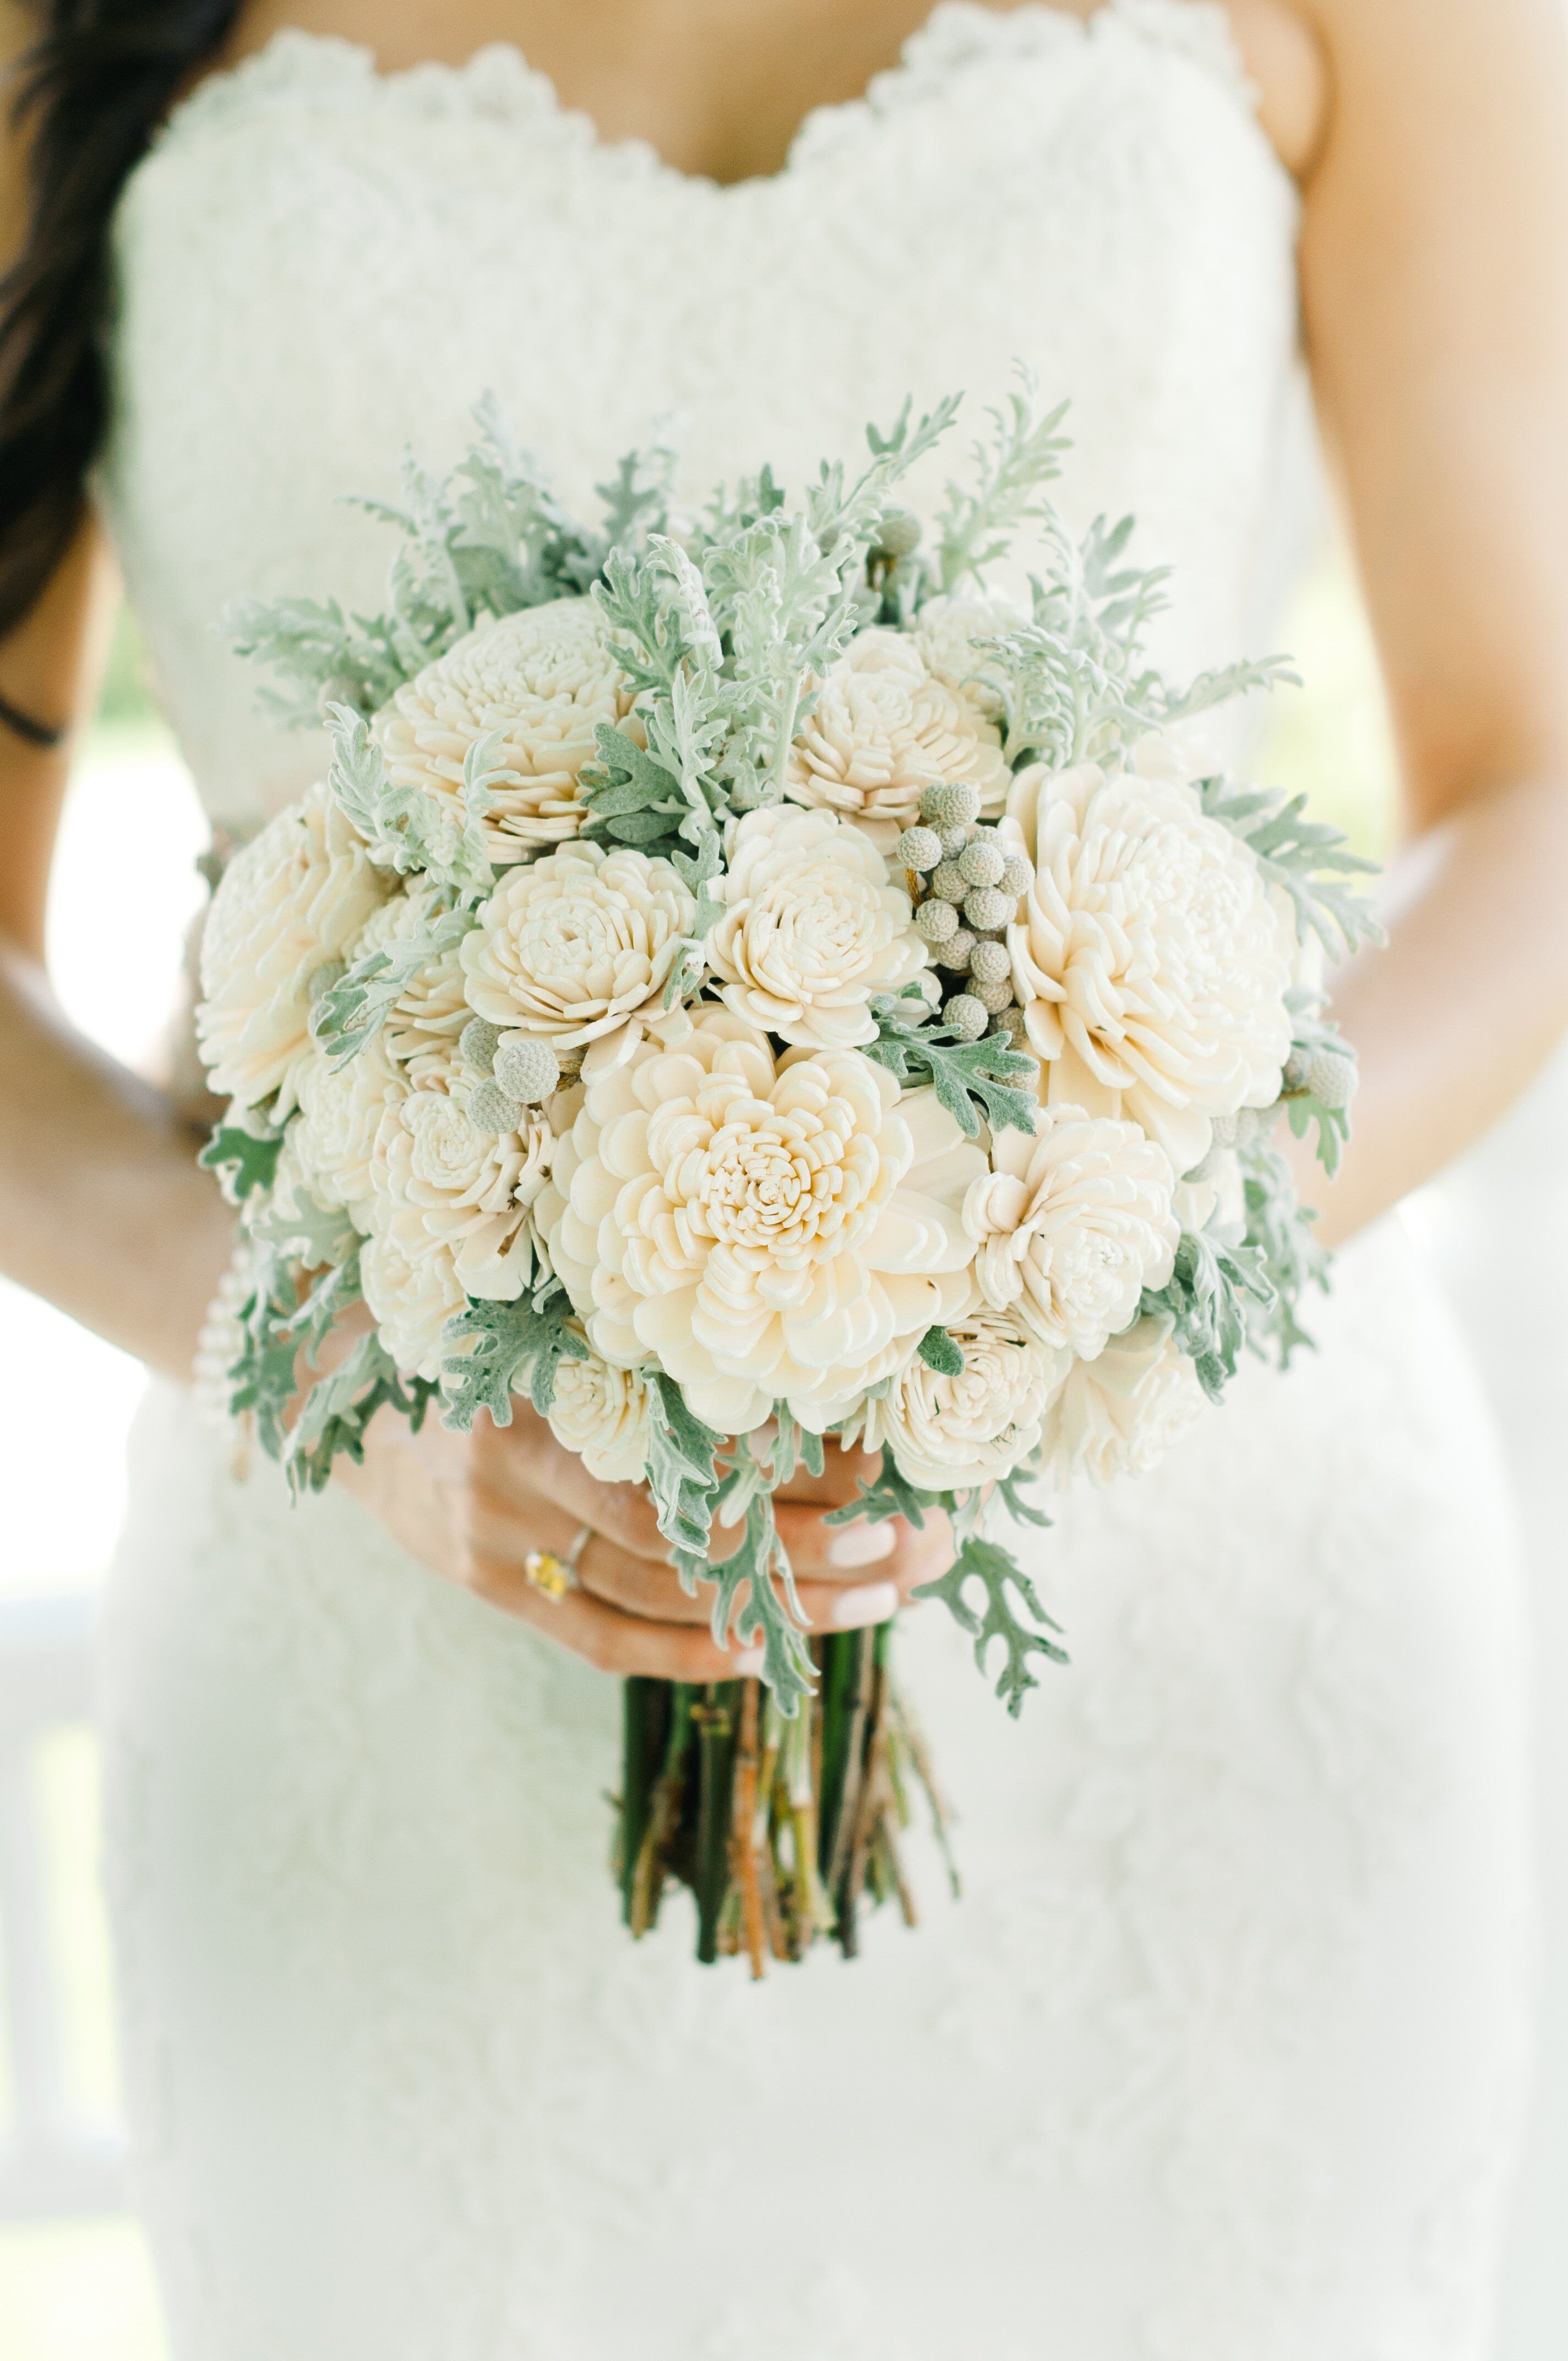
[3,0,1567,2353]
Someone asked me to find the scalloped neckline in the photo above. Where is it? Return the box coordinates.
[155,2,1251,198]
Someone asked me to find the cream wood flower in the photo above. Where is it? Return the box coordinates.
[912,590,1025,726]
[459,840,697,1080]
[546,1340,652,1484]
[349,884,470,1069]
[1001,757,1293,1174]
[291,1033,408,1226]
[707,804,926,1049]
[963,1103,1178,1360]
[368,1070,552,1305]
[1038,1311,1207,1489]
[373,599,638,861]
[536,1008,985,1435]
[197,782,389,1117]
[360,1218,470,1384]
[847,1306,1068,1494]
[785,628,1009,844]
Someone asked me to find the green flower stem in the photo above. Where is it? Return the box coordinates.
[624,1680,695,1938]
[692,1684,740,1966]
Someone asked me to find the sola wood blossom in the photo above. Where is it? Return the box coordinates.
[963,1103,1179,1360]
[349,883,471,1069]
[546,1340,652,1485]
[538,1008,984,1435]
[1001,754,1293,1174]
[197,781,388,1116]
[1038,1310,1207,1489]
[360,1073,554,1380]
[912,590,1025,726]
[374,599,638,860]
[459,840,696,1078]
[850,1306,1066,1493]
[786,627,1009,843]
[708,805,927,1049]
[291,1033,407,1227]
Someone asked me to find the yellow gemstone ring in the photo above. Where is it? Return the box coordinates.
[524,1525,590,1603]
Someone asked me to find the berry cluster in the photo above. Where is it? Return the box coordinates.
[895,782,1032,1046]
[460,1018,561,1133]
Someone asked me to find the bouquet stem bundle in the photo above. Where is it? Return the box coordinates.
[617,1631,953,1974]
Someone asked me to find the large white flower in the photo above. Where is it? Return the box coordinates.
[963,1104,1178,1359]
[1001,755,1293,1173]
[373,599,637,861]
[537,1008,984,1435]
[459,840,696,1079]
[197,783,389,1116]
[546,1340,652,1484]
[912,590,1025,726]
[1038,1310,1207,1489]
[707,805,926,1049]
[786,628,1009,843]
[848,1307,1067,1494]
[291,1033,408,1225]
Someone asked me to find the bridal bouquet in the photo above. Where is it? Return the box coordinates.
[194,382,1378,1971]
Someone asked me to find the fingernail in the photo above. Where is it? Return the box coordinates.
[734,1647,766,1676]
[831,1581,899,1629]
[827,1524,896,1569]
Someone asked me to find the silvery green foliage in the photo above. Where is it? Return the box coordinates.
[312,899,477,1071]
[1197,778,1384,965]
[1280,987,1360,1178]
[1141,1230,1276,1405]
[324,706,498,900]
[1239,1131,1331,1368]
[935,373,1071,592]
[826,1454,1065,1718]
[864,986,1037,1139]
[309,704,497,1068]
[227,394,675,726]
[440,1285,588,1430]
[580,394,965,856]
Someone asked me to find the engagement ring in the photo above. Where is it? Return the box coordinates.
[524,1526,590,1603]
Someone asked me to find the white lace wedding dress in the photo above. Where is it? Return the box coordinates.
[93,9,1537,2357]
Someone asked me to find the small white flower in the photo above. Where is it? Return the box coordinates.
[707,805,927,1050]
[1002,754,1293,1174]
[291,1033,408,1226]
[1038,1312,1207,1489]
[912,591,1025,726]
[963,1105,1178,1359]
[197,782,389,1116]
[349,883,470,1069]
[537,1007,985,1437]
[786,628,1009,845]
[546,1342,652,1484]
[361,1218,470,1384]
[459,840,696,1080]
[373,599,638,861]
[368,1072,552,1305]
[847,1307,1068,1494]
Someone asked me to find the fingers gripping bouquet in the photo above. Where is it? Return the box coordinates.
[196,382,1380,1971]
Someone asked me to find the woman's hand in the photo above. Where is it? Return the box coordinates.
[336,1397,950,1682]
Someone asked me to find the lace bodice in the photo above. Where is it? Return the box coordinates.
[97,1,1306,839]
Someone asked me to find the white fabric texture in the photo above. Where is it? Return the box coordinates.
[94,8,1535,2357]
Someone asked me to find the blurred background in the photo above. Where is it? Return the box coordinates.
[4,524,1566,2360]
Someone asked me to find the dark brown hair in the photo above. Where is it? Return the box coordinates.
[0,2,243,642]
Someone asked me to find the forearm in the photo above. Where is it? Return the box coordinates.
[0,934,235,1380]
[1300,773,1568,1244]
